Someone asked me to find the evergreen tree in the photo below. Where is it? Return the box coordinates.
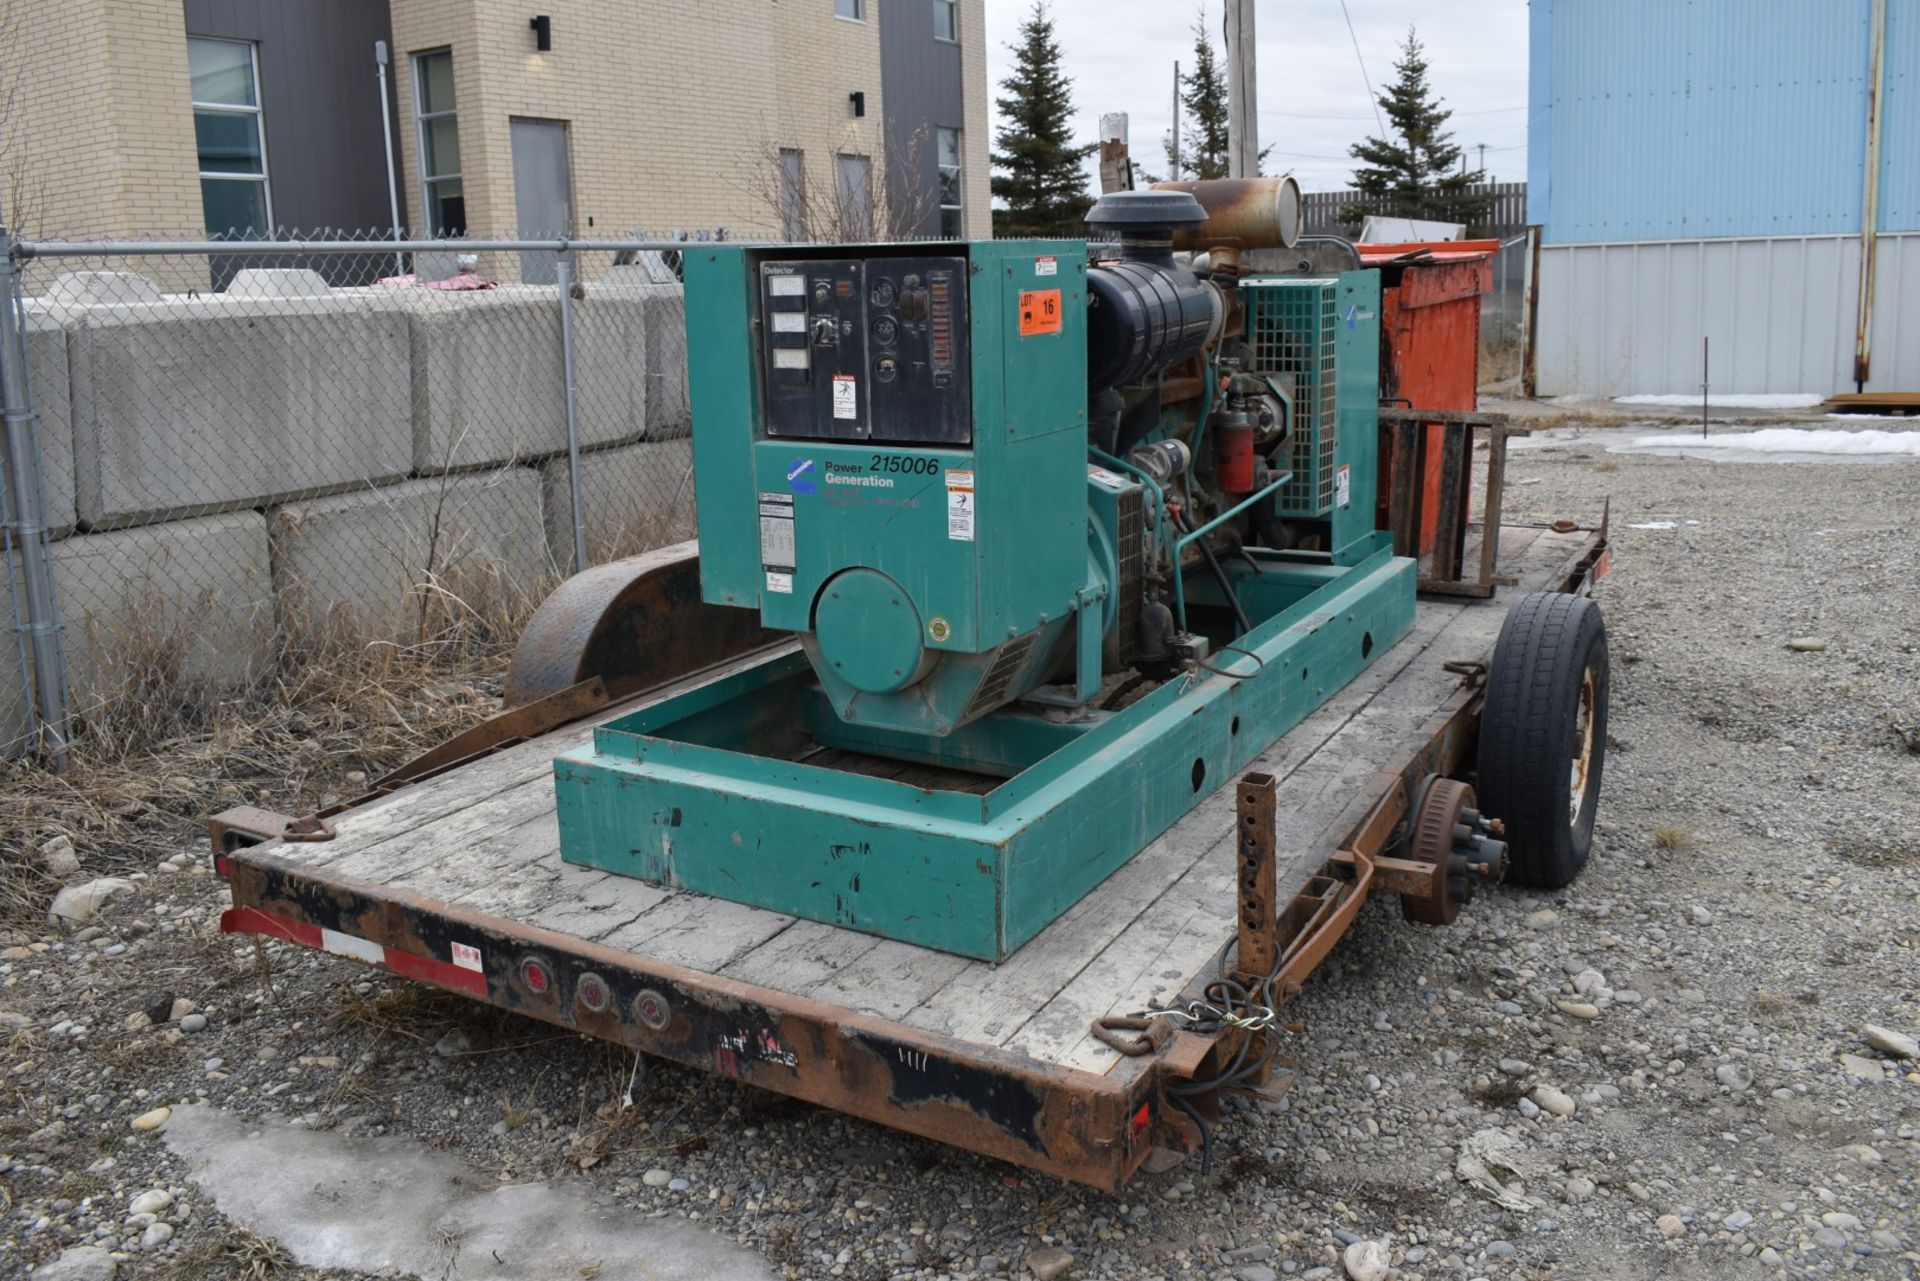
[1163,9,1268,182]
[1343,29,1493,230]
[991,1,1095,237]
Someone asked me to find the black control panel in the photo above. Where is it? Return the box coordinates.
[759,255,972,445]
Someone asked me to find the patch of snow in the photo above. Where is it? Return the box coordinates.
[1626,521,1678,530]
[1608,426,1920,464]
[1614,392,1825,410]
[163,1105,775,1281]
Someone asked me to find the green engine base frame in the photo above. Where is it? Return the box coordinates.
[553,539,1415,962]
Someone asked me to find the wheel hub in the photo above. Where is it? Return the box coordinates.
[1401,775,1509,926]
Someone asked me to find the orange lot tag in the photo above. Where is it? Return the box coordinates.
[1018,289,1063,336]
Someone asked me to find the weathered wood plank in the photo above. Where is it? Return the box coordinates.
[596,891,795,974]
[895,571,1485,1045]
[987,593,1483,1064]
[1038,530,1583,1070]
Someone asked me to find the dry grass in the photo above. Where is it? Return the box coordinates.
[163,1222,297,1281]
[1,575,531,933]
[1593,456,1620,473]
[1652,826,1695,853]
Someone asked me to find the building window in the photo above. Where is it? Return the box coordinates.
[835,0,863,20]
[188,37,271,237]
[413,50,465,236]
[937,128,963,238]
[836,153,873,239]
[778,149,807,241]
[934,0,958,41]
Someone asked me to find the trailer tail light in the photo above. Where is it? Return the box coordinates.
[520,957,553,995]
[575,971,611,1013]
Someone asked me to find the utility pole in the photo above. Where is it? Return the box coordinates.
[1477,142,1487,177]
[1225,0,1257,178]
[1170,61,1182,179]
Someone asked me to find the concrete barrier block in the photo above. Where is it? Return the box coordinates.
[227,268,331,298]
[593,272,689,440]
[66,295,412,526]
[270,469,549,640]
[43,271,164,307]
[14,307,77,538]
[405,287,562,471]
[49,511,276,717]
[539,437,694,570]
[1,636,28,758]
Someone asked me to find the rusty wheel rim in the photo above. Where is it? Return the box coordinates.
[1569,667,1597,825]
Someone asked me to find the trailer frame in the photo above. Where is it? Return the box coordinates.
[212,522,1606,1192]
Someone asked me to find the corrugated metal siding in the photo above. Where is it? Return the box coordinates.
[184,0,398,238]
[1532,233,1920,395]
[1528,0,1913,243]
[878,0,966,239]
[1879,0,1920,230]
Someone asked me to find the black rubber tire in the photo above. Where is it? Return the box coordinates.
[1476,592,1609,889]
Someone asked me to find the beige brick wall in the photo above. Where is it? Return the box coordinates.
[3,0,991,263]
[391,0,899,261]
[4,0,200,242]
[957,0,990,238]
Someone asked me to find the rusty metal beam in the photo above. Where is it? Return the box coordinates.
[219,849,1159,1190]
[1234,772,1279,984]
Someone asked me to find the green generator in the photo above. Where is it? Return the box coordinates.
[552,188,1415,961]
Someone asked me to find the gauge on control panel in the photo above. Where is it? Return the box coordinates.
[873,316,899,346]
[875,355,899,383]
[870,280,897,308]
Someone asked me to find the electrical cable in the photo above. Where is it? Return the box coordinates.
[1337,0,1388,140]
[1178,508,1255,638]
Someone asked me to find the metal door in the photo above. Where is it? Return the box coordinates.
[510,118,574,284]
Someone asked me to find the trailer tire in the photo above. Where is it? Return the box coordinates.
[1476,591,1608,889]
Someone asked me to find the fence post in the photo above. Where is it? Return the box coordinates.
[0,231,72,771]
[556,258,589,574]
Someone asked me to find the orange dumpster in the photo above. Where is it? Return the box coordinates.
[1358,241,1498,553]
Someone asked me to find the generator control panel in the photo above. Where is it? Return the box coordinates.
[759,255,972,446]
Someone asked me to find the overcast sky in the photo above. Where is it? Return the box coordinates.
[980,0,1530,194]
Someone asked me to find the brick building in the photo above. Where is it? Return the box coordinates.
[2,0,989,268]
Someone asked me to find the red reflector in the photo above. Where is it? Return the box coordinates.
[575,971,611,1013]
[520,957,552,994]
[1130,1103,1152,1135]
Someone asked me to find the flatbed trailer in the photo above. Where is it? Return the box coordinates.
[211,522,1606,1191]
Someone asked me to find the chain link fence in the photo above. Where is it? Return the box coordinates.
[1,232,713,765]
[1478,233,1532,389]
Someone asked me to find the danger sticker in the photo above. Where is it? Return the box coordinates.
[1034,255,1058,277]
[1335,464,1352,509]
[451,941,483,973]
[947,488,975,541]
[832,374,857,419]
[1018,289,1063,336]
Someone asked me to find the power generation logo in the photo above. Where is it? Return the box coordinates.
[786,458,817,494]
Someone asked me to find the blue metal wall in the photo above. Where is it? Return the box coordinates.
[1529,0,1917,243]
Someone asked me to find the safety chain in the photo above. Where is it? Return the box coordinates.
[1134,997,1278,1035]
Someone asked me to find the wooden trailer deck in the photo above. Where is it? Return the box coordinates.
[217,523,1604,1189]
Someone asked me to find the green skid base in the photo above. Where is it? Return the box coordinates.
[553,541,1416,961]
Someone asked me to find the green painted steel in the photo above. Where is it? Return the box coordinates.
[555,242,1414,961]
[553,547,1414,961]
[1245,271,1382,563]
[682,241,1094,736]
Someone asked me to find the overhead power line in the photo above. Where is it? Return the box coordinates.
[1336,0,1387,139]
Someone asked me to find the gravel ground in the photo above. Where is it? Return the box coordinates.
[3,418,1917,1281]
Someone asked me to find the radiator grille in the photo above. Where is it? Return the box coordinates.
[1115,482,1144,666]
[961,630,1040,722]
[1245,279,1339,516]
